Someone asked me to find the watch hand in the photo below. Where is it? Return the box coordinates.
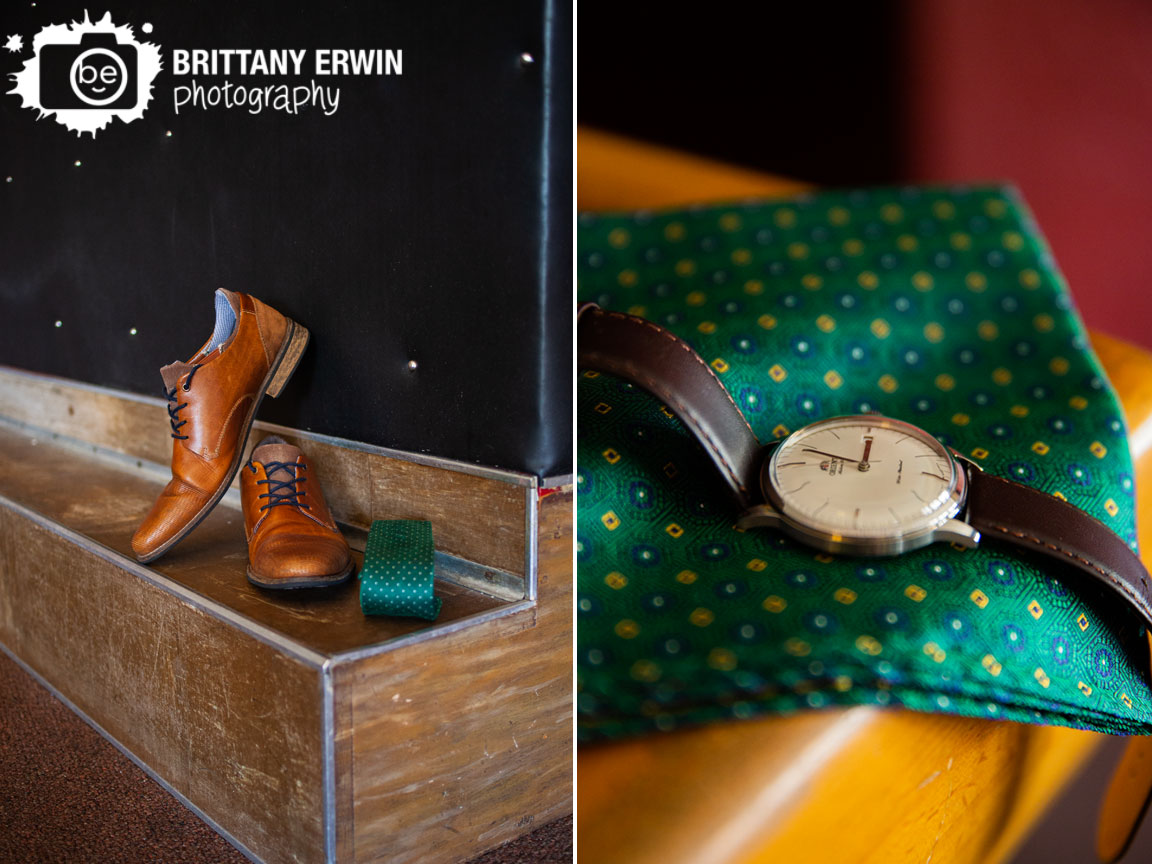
[800,447,883,465]
[802,447,859,462]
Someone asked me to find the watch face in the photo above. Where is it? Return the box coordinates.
[762,415,966,553]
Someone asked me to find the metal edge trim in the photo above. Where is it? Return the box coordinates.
[321,661,337,863]
[433,549,525,602]
[526,485,540,602]
[338,522,525,600]
[540,472,574,489]
[328,599,536,665]
[0,365,536,487]
[0,492,328,670]
[256,419,535,487]
[0,641,266,864]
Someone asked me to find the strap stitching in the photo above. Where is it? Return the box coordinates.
[983,522,1152,621]
[609,357,750,497]
[601,310,757,439]
[596,310,759,498]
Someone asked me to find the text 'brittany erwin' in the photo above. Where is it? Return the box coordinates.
[169,49,403,116]
[170,49,403,77]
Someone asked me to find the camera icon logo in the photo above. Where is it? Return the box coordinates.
[40,33,137,109]
[8,12,161,137]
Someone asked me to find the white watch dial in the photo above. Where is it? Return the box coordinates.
[766,416,961,541]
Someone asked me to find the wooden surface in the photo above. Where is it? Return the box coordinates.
[0,366,572,862]
[0,367,528,580]
[0,425,508,657]
[1093,332,1152,556]
[578,128,809,212]
[576,127,1152,864]
[336,489,573,863]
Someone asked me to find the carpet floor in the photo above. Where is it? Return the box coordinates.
[0,651,571,863]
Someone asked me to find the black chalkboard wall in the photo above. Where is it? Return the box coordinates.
[0,0,571,478]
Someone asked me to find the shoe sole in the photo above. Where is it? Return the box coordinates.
[246,558,355,590]
[134,318,311,564]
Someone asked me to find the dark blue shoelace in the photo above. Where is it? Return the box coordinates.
[164,363,201,440]
[249,460,309,511]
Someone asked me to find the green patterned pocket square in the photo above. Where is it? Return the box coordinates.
[576,185,1152,741]
[360,520,441,621]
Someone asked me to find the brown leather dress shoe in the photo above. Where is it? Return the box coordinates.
[131,289,309,563]
[240,437,353,589]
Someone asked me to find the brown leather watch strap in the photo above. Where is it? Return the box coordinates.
[577,304,762,509]
[966,470,1152,627]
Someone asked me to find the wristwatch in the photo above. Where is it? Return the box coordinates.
[580,302,1152,859]
[577,303,1152,629]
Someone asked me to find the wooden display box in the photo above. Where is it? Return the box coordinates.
[0,367,572,864]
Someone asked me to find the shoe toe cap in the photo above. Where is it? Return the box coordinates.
[251,533,351,583]
[132,481,214,561]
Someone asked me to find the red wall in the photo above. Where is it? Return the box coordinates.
[907,0,1152,351]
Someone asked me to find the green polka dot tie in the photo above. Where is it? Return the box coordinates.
[360,520,441,621]
[576,185,1152,741]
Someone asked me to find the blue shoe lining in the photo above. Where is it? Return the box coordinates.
[200,289,237,357]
